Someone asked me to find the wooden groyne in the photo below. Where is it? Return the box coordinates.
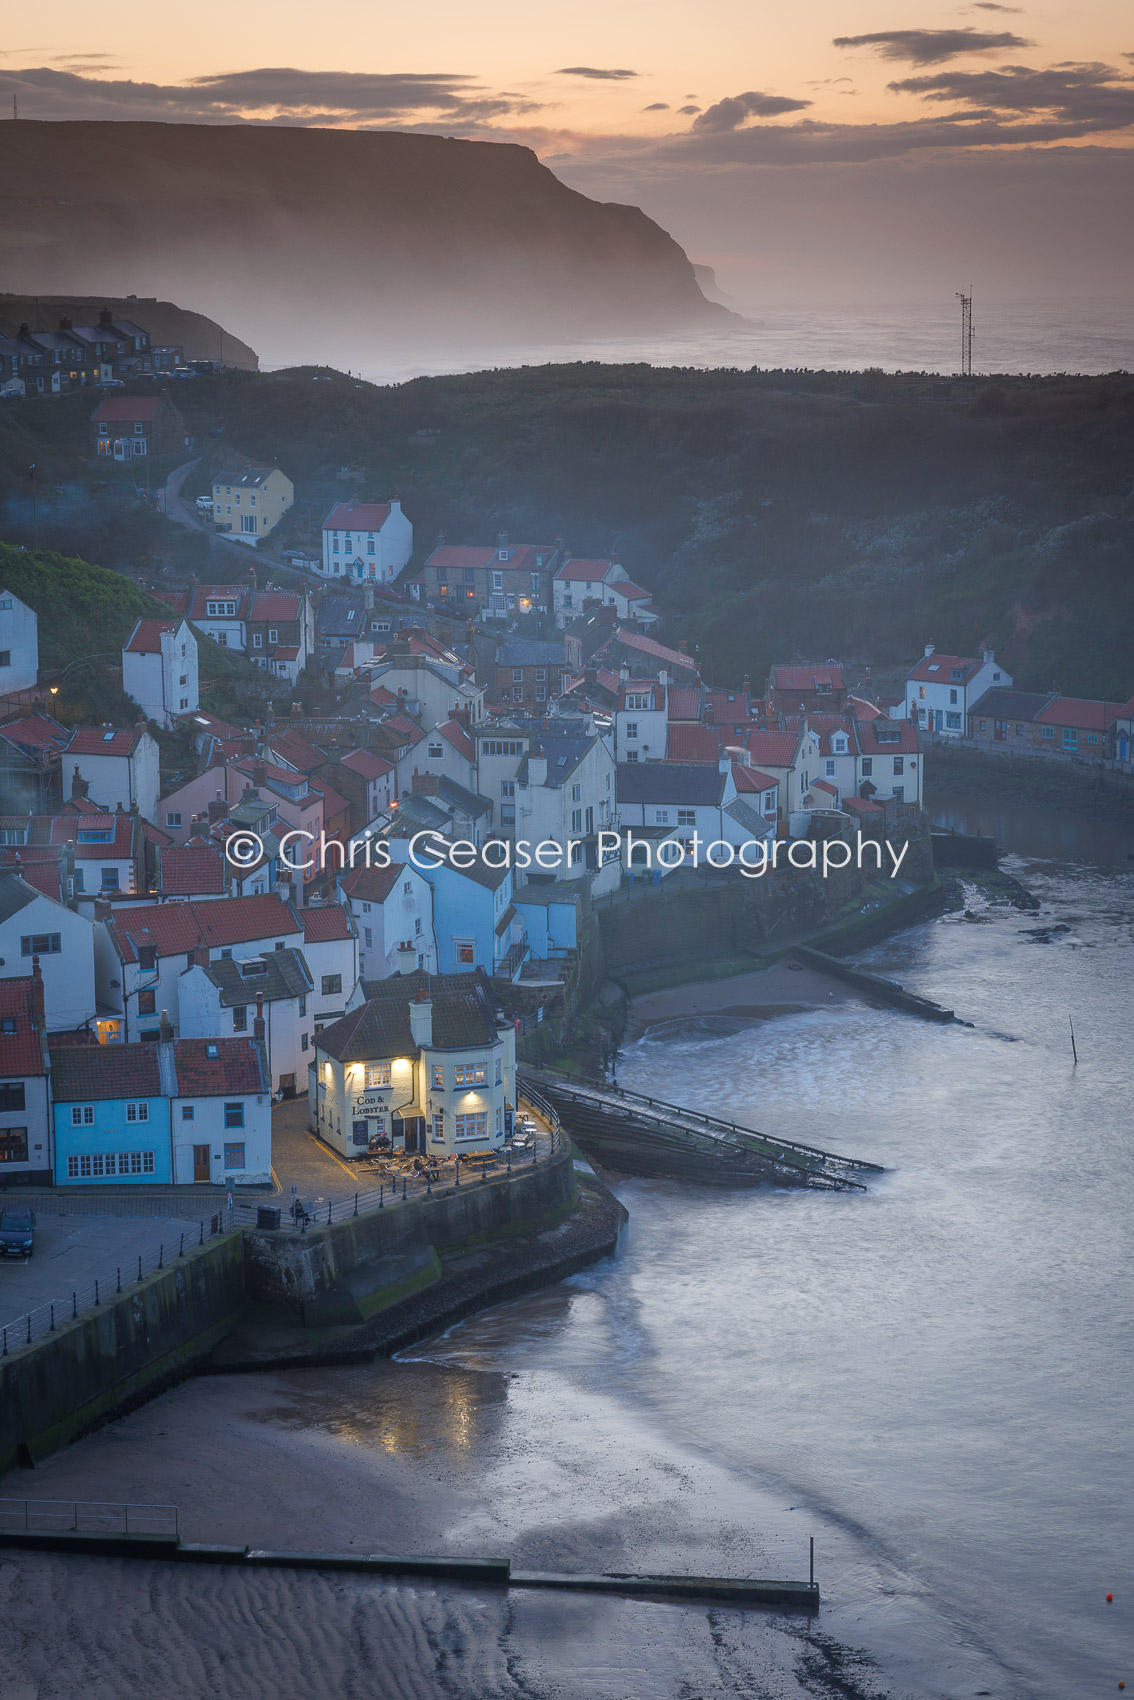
[521,1074,881,1190]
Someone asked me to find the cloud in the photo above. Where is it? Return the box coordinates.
[889,59,1134,127]
[0,64,541,125]
[555,67,638,80]
[692,90,811,132]
[833,28,1033,64]
[677,105,701,115]
[642,102,670,111]
[972,3,1023,10]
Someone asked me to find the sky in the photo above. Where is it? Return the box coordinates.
[3,0,1132,307]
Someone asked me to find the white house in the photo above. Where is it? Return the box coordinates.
[552,558,629,630]
[311,970,515,1161]
[178,948,313,1095]
[169,1037,272,1186]
[0,971,52,1187]
[904,646,1012,736]
[515,729,618,890]
[369,656,485,731]
[0,589,39,694]
[122,618,199,728]
[615,760,771,874]
[0,873,97,1033]
[298,905,359,1032]
[614,677,667,764]
[321,500,413,584]
[338,861,436,980]
[64,725,160,823]
[338,747,397,820]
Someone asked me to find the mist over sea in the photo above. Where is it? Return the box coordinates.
[331,297,1134,386]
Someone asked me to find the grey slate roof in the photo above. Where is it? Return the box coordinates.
[497,640,565,667]
[617,763,726,806]
[518,734,594,788]
[967,687,1056,722]
[723,797,770,836]
[318,968,501,1061]
[199,947,312,1007]
[0,874,42,923]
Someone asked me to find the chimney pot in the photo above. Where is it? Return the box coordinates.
[253,991,265,1039]
[924,643,936,657]
[408,995,433,1049]
[158,1008,174,1043]
[30,958,45,1029]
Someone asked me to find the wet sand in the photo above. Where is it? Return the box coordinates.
[626,961,858,1039]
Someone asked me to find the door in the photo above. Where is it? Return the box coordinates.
[192,1144,211,1183]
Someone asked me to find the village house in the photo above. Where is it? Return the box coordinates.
[168,1037,272,1186]
[1113,696,1134,772]
[602,627,701,684]
[0,971,52,1187]
[903,646,1011,735]
[64,724,160,822]
[311,970,515,1160]
[0,715,67,813]
[154,842,231,902]
[186,585,313,681]
[0,590,39,694]
[493,639,570,709]
[613,677,667,763]
[551,557,656,630]
[89,392,190,461]
[338,860,436,980]
[852,711,923,808]
[368,653,485,730]
[415,537,565,618]
[616,760,769,873]
[965,688,1057,752]
[298,905,359,1032]
[0,874,97,1033]
[766,663,848,719]
[515,729,619,891]
[320,500,413,583]
[405,718,477,793]
[335,747,397,826]
[212,466,294,545]
[179,948,314,1094]
[122,618,199,727]
[1031,696,1125,763]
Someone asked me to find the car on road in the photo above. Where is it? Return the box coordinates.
[0,1207,36,1258]
[195,496,215,512]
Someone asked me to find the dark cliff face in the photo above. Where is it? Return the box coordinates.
[0,122,733,367]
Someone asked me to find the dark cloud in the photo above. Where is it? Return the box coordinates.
[642,102,670,111]
[832,28,1032,64]
[0,64,540,125]
[692,90,811,132]
[555,67,638,80]
[973,3,1024,11]
[677,104,701,114]
[889,60,1134,127]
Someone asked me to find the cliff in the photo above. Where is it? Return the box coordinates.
[0,122,732,369]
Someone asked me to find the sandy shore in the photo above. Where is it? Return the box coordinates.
[626,960,859,1039]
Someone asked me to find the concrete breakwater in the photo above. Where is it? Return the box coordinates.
[0,1143,624,1468]
[790,946,955,1022]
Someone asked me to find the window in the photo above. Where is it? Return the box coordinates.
[181,1105,195,1121]
[298,995,306,1018]
[431,1109,446,1142]
[945,713,961,730]
[535,668,546,682]
[268,628,278,643]
[233,1006,248,1032]
[364,1063,392,1088]
[432,1064,444,1088]
[892,786,904,803]
[241,515,257,534]
[625,692,651,711]
[1088,733,1099,745]
[454,1112,488,1142]
[165,812,182,829]
[252,633,263,648]
[677,809,696,827]
[21,934,61,956]
[363,927,373,948]
[825,759,836,777]
[535,686,546,702]
[1041,726,1055,739]
[224,1102,245,1129]
[427,742,443,759]
[300,1032,308,1051]
[224,1142,246,1169]
[949,689,959,705]
[624,722,638,740]
[571,809,582,832]
[101,869,120,890]
[625,750,639,763]
[138,989,156,1016]
[0,1128,28,1164]
[493,571,504,590]
[454,1062,486,1086]
[861,758,873,776]
[654,810,669,825]
[321,974,342,996]
[0,1082,25,1112]
[71,1104,95,1126]
[455,939,475,966]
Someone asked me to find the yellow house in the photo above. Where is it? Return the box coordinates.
[212,466,293,546]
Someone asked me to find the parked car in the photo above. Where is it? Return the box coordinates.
[0,1207,36,1258]
[195,496,214,512]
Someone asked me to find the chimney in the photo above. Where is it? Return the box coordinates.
[619,666,629,683]
[158,1008,174,1043]
[253,992,265,1040]
[924,643,936,657]
[678,640,688,655]
[363,584,374,611]
[70,765,89,800]
[527,752,548,787]
[658,668,669,688]
[412,771,439,795]
[718,755,732,776]
[389,499,401,515]
[497,531,509,551]
[742,674,751,696]
[59,315,73,333]
[93,897,113,923]
[252,761,267,788]
[30,957,45,1029]
[207,798,228,823]
[18,322,30,338]
[99,308,114,328]
[408,993,433,1048]
[982,648,995,664]
[436,530,445,548]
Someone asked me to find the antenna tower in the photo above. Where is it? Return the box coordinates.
[955,289,973,377]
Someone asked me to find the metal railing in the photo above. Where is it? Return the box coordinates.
[0,1498,179,1538]
[0,1214,234,1358]
[235,1113,562,1237]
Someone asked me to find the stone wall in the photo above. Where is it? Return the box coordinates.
[0,1233,245,1474]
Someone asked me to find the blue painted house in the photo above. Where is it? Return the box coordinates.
[385,839,525,978]
[50,1040,173,1184]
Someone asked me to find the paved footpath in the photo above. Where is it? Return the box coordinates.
[0,1211,204,1327]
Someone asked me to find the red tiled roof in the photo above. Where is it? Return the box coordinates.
[731,764,778,794]
[771,664,845,692]
[0,715,68,752]
[843,795,884,815]
[438,718,474,763]
[746,730,802,769]
[172,1037,267,1097]
[610,579,651,601]
[50,813,136,858]
[556,558,616,582]
[0,977,47,1076]
[140,818,173,846]
[90,396,163,422]
[0,855,64,901]
[49,1040,163,1102]
[62,793,104,815]
[249,591,301,621]
[666,686,702,721]
[616,681,662,711]
[157,844,226,896]
[324,502,393,532]
[666,725,721,763]
[65,726,146,757]
[1034,696,1124,732]
[615,628,699,674]
[300,904,353,942]
[106,893,299,963]
[370,685,398,707]
[265,732,324,773]
[124,618,179,654]
[856,718,920,755]
[425,545,496,570]
[1115,695,1134,721]
[385,714,424,745]
[273,646,300,661]
[339,861,405,903]
[905,652,982,684]
[340,747,395,782]
[307,774,350,819]
[812,779,838,795]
